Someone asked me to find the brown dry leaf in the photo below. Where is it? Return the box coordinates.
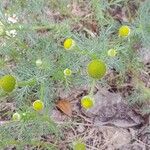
[56,99,72,117]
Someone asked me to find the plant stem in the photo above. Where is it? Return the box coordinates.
[89,79,96,96]
[40,83,45,101]
[0,90,8,98]
[64,76,69,88]
[75,46,97,59]
[7,23,67,31]
[17,78,36,87]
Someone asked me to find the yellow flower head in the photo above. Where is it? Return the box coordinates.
[33,100,44,111]
[64,68,72,76]
[107,49,117,57]
[12,112,21,121]
[118,25,130,37]
[63,38,75,50]
[87,59,106,79]
[0,75,16,93]
[73,141,86,150]
[81,96,94,109]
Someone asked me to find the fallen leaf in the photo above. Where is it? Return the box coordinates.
[56,99,72,117]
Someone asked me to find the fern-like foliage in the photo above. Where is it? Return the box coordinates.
[0,0,150,149]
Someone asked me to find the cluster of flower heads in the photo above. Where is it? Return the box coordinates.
[0,74,44,121]
[63,39,107,109]
[12,100,44,121]
[0,25,131,121]
[62,25,131,109]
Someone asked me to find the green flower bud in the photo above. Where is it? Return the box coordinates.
[0,75,16,92]
[87,59,106,79]
[64,68,72,76]
[12,112,21,121]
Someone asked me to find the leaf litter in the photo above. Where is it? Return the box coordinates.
[51,84,149,150]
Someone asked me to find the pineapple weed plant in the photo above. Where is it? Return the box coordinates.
[0,0,150,149]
